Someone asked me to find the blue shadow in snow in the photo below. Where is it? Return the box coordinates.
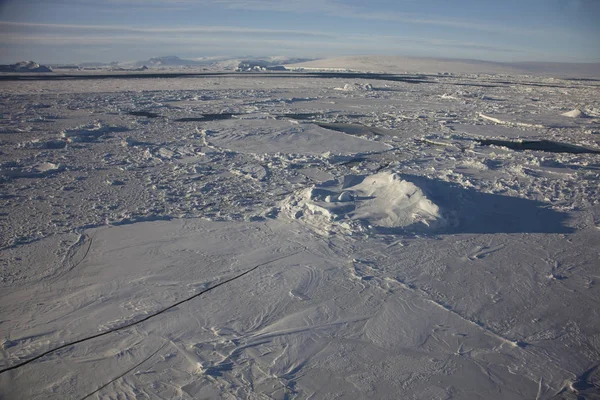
[376,174,575,235]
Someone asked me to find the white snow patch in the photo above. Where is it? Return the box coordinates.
[561,108,588,118]
[479,113,545,128]
[334,83,373,91]
[33,162,60,173]
[347,172,443,229]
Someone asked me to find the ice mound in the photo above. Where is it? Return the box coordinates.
[33,162,61,173]
[61,122,128,143]
[334,83,373,91]
[19,138,67,149]
[348,173,443,228]
[561,109,588,118]
[281,172,445,234]
[0,161,64,180]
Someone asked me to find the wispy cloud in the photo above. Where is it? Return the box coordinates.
[206,0,563,37]
[348,34,524,54]
[3,0,565,36]
[0,21,335,38]
[0,21,523,55]
[0,0,592,63]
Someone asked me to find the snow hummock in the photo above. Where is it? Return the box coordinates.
[33,162,61,173]
[282,172,445,234]
[334,83,374,91]
[561,108,588,118]
[347,173,443,228]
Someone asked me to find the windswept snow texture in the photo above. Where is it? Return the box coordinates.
[1,68,600,400]
[206,119,390,155]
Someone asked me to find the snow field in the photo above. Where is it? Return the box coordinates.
[1,69,600,399]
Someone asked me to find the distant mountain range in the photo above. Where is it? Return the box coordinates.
[0,56,317,72]
[133,55,315,68]
[0,61,52,73]
[134,56,208,67]
[9,55,591,77]
[287,56,600,78]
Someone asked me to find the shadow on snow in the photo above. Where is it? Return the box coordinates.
[375,174,574,235]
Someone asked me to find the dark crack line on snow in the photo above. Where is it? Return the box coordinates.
[67,229,97,275]
[392,278,527,348]
[80,342,168,400]
[0,249,304,375]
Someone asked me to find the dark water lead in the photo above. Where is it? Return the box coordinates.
[478,139,600,154]
[280,113,368,121]
[279,113,325,121]
[174,114,238,122]
[315,122,393,137]
[128,111,162,118]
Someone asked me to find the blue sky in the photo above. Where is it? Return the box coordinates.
[0,0,598,64]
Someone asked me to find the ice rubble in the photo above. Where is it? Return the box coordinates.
[61,122,128,143]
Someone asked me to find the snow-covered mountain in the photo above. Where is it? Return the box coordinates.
[134,56,209,67]
[288,55,600,77]
[133,55,316,69]
[0,61,52,73]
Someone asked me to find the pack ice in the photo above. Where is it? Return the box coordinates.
[1,62,600,399]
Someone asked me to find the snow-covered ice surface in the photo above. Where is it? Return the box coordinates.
[1,69,600,399]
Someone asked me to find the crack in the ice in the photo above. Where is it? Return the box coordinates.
[65,229,97,276]
[392,277,526,348]
[0,248,304,375]
[477,138,600,155]
[80,342,168,400]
